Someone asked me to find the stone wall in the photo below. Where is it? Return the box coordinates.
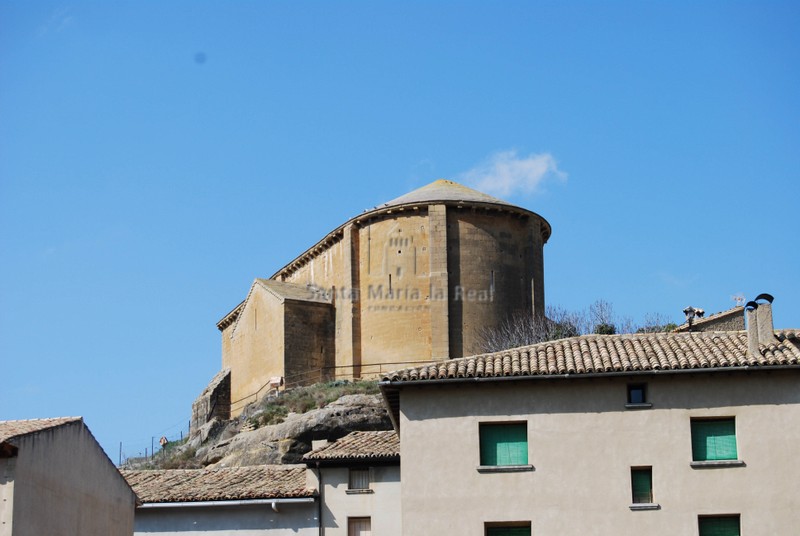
[284,300,336,387]
[213,182,551,418]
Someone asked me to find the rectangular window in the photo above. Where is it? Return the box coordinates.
[348,517,371,536]
[630,467,653,503]
[348,468,370,491]
[698,515,740,536]
[627,384,646,404]
[691,418,737,461]
[486,524,531,536]
[480,423,528,466]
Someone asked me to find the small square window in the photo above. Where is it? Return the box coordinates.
[698,515,740,536]
[691,418,737,462]
[627,384,646,404]
[348,468,370,490]
[630,467,653,503]
[480,423,528,466]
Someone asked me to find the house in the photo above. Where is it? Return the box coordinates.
[193,179,552,426]
[122,465,317,536]
[379,295,800,535]
[304,430,401,536]
[0,417,137,536]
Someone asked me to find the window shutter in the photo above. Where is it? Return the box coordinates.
[480,424,527,466]
[631,468,652,503]
[487,527,531,536]
[692,419,737,461]
[698,516,740,536]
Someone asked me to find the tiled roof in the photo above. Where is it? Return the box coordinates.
[381,330,800,383]
[0,417,82,444]
[255,279,332,304]
[121,465,314,504]
[303,431,399,463]
[383,179,509,208]
[218,279,331,331]
[271,180,550,280]
[217,279,332,330]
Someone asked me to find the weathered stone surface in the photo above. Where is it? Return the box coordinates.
[212,180,551,418]
[189,418,226,450]
[203,394,392,466]
[190,369,230,437]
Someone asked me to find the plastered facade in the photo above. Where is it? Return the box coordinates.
[209,181,551,419]
[313,465,401,536]
[0,421,135,536]
[132,503,318,536]
[397,371,800,535]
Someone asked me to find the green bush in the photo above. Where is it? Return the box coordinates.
[247,380,379,430]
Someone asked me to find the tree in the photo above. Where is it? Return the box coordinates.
[478,306,582,353]
[477,300,676,353]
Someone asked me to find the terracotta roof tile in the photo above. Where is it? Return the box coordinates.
[382,330,800,383]
[303,431,399,462]
[121,465,314,504]
[0,417,82,444]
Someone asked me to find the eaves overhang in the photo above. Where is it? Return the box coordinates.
[378,364,800,434]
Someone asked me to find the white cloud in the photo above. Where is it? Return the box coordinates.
[37,7,75,37]
[457,150,567,198]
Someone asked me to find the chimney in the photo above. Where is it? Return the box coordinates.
[745,293,779,358]
[745,302,760,359]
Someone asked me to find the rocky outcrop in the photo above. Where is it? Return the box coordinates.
[190,369,231,437]
[196,394,392,467]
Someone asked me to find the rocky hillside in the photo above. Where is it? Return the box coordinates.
[129,381,393,470]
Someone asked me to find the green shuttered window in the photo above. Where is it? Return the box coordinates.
[691,419,737,461]
[480,423,528,466]
[631,467,653,503]
[486,527,531,536]
[698,516,740,536]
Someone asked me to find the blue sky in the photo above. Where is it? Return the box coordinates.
[2,1,798,460]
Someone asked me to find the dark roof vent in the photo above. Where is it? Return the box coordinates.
[682,306,705,330]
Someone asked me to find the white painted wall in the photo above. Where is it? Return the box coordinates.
[317,465,401,536]
[133,502,318,535]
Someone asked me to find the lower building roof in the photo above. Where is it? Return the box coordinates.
[122,465,314,504]
[303,431,399,465]
[0,417,82,444]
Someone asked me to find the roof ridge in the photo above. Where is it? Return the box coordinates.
[381,329,800,383]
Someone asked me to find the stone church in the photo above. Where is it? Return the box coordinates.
[192,180,551,426]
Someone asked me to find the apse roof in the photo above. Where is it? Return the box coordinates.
[381,179,512,208]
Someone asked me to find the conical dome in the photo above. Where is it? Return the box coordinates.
[382,179,512,208]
